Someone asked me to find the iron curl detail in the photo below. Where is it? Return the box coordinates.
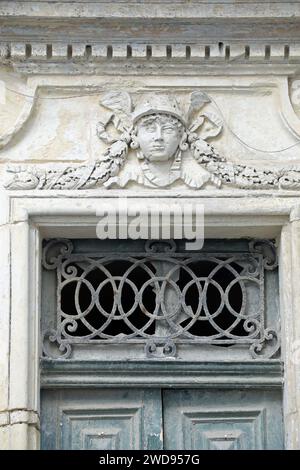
[42,239,74,270]
[249,239,278,270]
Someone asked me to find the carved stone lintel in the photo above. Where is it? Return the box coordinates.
[4,91,300,191]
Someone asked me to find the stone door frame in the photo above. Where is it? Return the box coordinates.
[1,191,300,449]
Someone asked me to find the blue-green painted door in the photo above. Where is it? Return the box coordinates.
[41,388,163,450]
[41,387,283,450]
[163,389,284,450]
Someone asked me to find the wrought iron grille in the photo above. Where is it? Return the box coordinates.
[42,239,280,360]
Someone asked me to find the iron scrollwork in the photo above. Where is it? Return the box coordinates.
[41,239,280,360]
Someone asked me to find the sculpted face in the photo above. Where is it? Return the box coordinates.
[135,113,184,162]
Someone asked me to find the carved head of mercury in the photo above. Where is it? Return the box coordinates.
[130,95,188,162]
[132,113,187,162]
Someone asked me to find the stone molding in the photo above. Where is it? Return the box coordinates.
[1,194,300,448]
[41,360,283,389]
[1,2,300,19]
[2,3,300,70]
[1,42,300,63]
[0,409,39,428]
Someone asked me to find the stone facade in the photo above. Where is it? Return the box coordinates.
[1,1,300,449]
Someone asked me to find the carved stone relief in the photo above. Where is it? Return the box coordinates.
[4,90,300,191]
[291,79,300,117]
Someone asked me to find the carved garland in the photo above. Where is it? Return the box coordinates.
[4,91,300,190]
[193,144,300,190]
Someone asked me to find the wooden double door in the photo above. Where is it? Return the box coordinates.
[41,387,283,450]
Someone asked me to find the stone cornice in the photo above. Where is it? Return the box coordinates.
[2,2,300,67]
[1,1,300,20]
[1,3,300,45]
[1,17,300,43]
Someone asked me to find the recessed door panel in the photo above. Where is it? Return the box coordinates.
[163,389,284,450]
[41,387,283,450]
[41,388,163,450]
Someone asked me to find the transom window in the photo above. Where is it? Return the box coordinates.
[41,238,280,361]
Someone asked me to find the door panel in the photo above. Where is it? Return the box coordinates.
[41,388,163,450]
[163,389,284,450]
[41,387,284,450]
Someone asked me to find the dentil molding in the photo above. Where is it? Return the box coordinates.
[1,42,300,63]
[2,2,300,71]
